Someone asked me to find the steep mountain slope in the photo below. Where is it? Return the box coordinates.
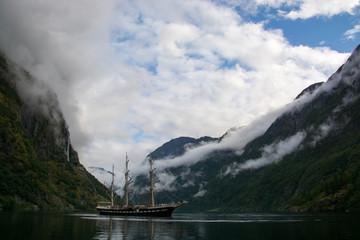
[132,45,360,212]
[0,53,109,210]
[151,136,218,160]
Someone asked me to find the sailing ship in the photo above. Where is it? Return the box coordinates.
[96,154,187,217]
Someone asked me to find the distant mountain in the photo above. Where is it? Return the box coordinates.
[0,53,110,210]
[151,136,218,160]
[294,82,323,100]
[88,166,123,195]
[132,45,360,212]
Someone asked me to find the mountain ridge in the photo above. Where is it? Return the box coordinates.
[130,44,360,212]
[151,136,219,160]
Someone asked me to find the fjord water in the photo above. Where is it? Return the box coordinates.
[1,211,359,239]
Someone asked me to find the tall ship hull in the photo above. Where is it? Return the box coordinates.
[96,154,187,217]
[97,202,186,217]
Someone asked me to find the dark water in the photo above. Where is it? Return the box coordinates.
[0,211,359,239]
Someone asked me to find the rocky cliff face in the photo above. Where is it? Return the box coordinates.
[19,75,80,166]
[0,52,108,210]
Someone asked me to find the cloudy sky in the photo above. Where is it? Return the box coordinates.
[0,0,359,173]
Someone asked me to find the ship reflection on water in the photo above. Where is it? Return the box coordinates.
[93,216,193,240]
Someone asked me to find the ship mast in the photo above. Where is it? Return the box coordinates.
[110,164,114,207]
[149,155,157,207]
[124,153,132,207]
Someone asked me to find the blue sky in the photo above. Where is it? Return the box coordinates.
[0,0,359,171]
[264,14,359,53]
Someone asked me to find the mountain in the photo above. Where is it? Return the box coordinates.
[132,45,360,212]
[151,136,219,159]
[88,166,124,195]
[0,53,110,210]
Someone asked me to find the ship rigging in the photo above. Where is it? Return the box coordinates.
[96,154,187,217]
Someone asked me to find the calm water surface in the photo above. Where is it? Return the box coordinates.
[0,211,359,239]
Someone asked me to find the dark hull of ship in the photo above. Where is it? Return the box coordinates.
[97,205,178,217]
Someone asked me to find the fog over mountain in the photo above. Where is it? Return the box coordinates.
[124,45,360,212]
[0,0,354,172]
[145,47,360,174]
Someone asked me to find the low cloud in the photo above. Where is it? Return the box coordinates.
[154,107,286,172]
[194,182,207,198]
[310,122,334,146]
[0,0,116,155]
[155,171,177,192]
[221,132,306,176]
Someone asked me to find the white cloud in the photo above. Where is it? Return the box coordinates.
[344,25,360,40]
[0,0,350,177]
[282,0,360,19]
[153,107,286,171]
[194,189,207,198]
[222,132,306,176]
[193,182,207,198]
[155,171,177,191]
[310,121,334,146]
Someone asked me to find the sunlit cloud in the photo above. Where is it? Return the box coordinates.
[282,0,360,19]
[0,0,351,176]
